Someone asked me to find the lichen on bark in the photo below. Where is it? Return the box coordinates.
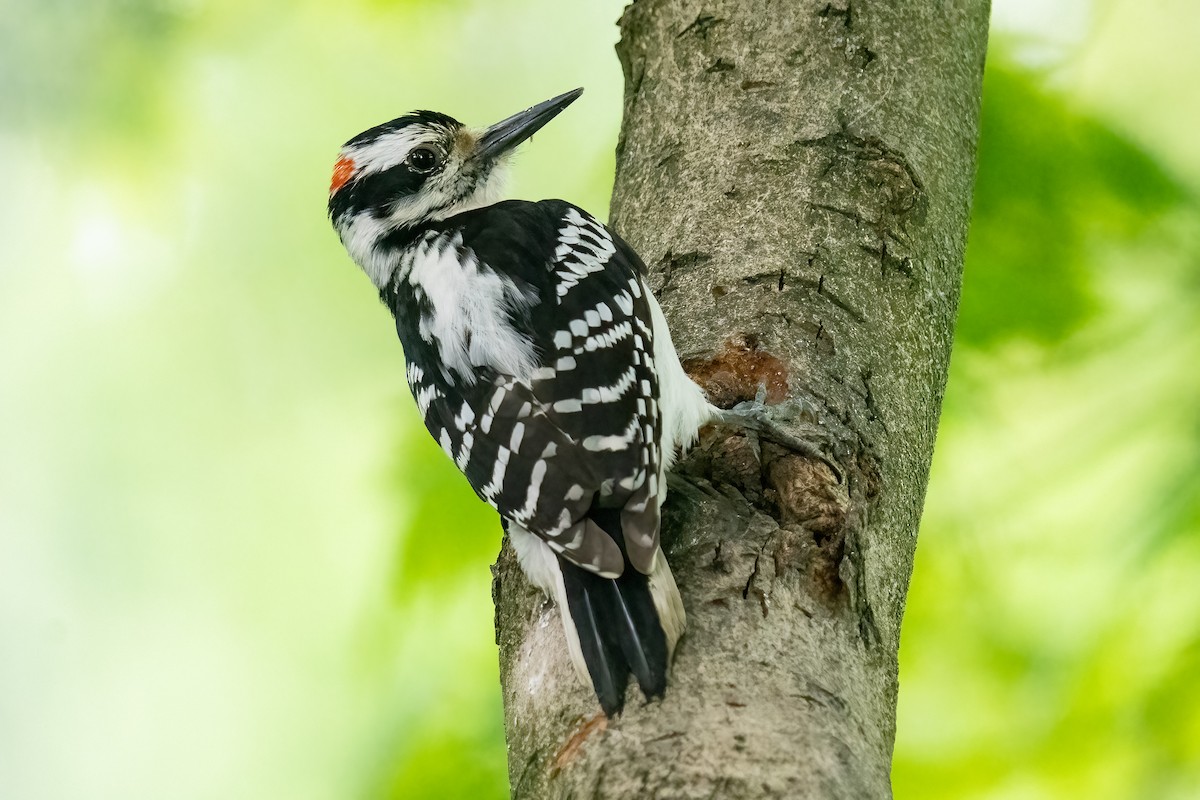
[493,1,990,797]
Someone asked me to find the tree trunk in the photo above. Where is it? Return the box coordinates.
[492,1,990,797]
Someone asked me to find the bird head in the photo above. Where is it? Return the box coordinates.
[328,88,582,285]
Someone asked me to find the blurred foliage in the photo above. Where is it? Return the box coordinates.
[1,1,1198,799]
[384,425,499,601]
[893,44,1200,800]
[958,61,1188,346]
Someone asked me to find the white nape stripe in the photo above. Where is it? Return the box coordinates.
[343,127,428,176]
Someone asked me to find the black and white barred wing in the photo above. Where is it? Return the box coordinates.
[525,204,663,576]
[405,363,628,577]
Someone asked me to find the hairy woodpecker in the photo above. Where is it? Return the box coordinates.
[328,88,713,716]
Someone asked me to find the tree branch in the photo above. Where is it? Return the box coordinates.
[493,1,989,796]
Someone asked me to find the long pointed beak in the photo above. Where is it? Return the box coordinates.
[475,88,583,162]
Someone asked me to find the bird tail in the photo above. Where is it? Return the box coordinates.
[557,508,685,716]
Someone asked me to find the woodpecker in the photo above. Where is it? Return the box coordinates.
[328,88,713,716]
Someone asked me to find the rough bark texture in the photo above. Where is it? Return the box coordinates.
[492,1,989,797]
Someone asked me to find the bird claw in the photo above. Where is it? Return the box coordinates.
[716,385,842,482]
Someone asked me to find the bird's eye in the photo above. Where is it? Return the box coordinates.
[407,147,440,173]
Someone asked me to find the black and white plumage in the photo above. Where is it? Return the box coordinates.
[328,89,712,715]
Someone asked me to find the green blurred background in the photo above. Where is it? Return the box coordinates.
[1,1,1196,798]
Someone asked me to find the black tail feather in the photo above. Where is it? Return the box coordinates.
[559,508,668,716]
[562,565,628,715]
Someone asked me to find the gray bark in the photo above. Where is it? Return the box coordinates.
[492,1,989,797]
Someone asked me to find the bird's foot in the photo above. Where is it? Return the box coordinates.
[714,385,842,482]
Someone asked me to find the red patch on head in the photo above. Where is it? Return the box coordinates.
[330,155,355,194]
